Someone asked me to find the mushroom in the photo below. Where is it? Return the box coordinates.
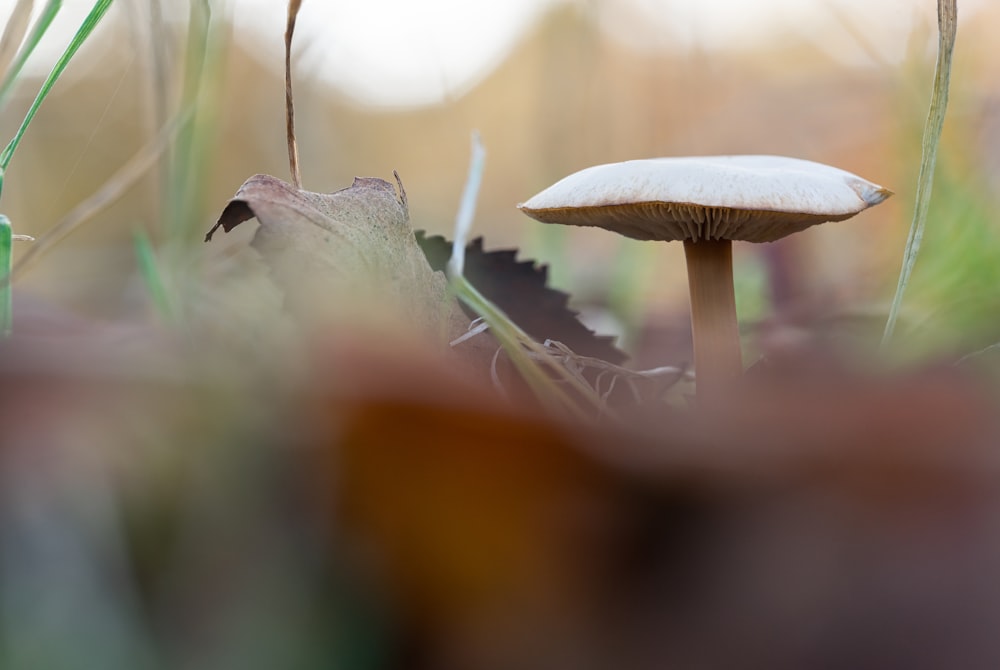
[517,155,891,400]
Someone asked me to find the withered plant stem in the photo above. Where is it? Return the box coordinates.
[285,0,302,188]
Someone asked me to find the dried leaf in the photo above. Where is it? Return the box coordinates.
[206,174,472,347]
[416,232,626,364]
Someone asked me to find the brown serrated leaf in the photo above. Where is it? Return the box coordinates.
[415,232,626,365]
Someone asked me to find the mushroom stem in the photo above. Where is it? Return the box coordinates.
[683,239,743,399]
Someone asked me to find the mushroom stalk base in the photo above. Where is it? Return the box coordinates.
[683,239,743,400]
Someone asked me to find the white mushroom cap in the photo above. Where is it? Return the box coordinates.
[518,155,892,243]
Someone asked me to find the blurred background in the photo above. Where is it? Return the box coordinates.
[3,2,1000,669]
[2,0,998,359]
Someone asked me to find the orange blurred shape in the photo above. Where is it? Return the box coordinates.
[306,336,633,666]
[306,337,1000,668]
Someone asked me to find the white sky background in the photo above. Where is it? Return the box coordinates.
[0,0,991,108]
[232,0,988,107]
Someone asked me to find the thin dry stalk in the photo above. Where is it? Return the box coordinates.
[0,0,33,82]
[7,112,189,284]
[881,0,958,347]
[285,0,302,188]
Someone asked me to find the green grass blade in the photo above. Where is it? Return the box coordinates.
[0,215,11,337]
[133,229,172,321]
[0,0,61,111]
[447,133,610,421]
[164,0,214,243]
[0,0,114,182]
[450,274,607,421]
[881,0,958,348]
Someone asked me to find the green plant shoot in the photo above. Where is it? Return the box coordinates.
[447,133,611,421]
[133,229,173,321]
[0,215,11,336]
[0,0,115,194]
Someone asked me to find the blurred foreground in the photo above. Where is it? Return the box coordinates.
[2,282,1000,669]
